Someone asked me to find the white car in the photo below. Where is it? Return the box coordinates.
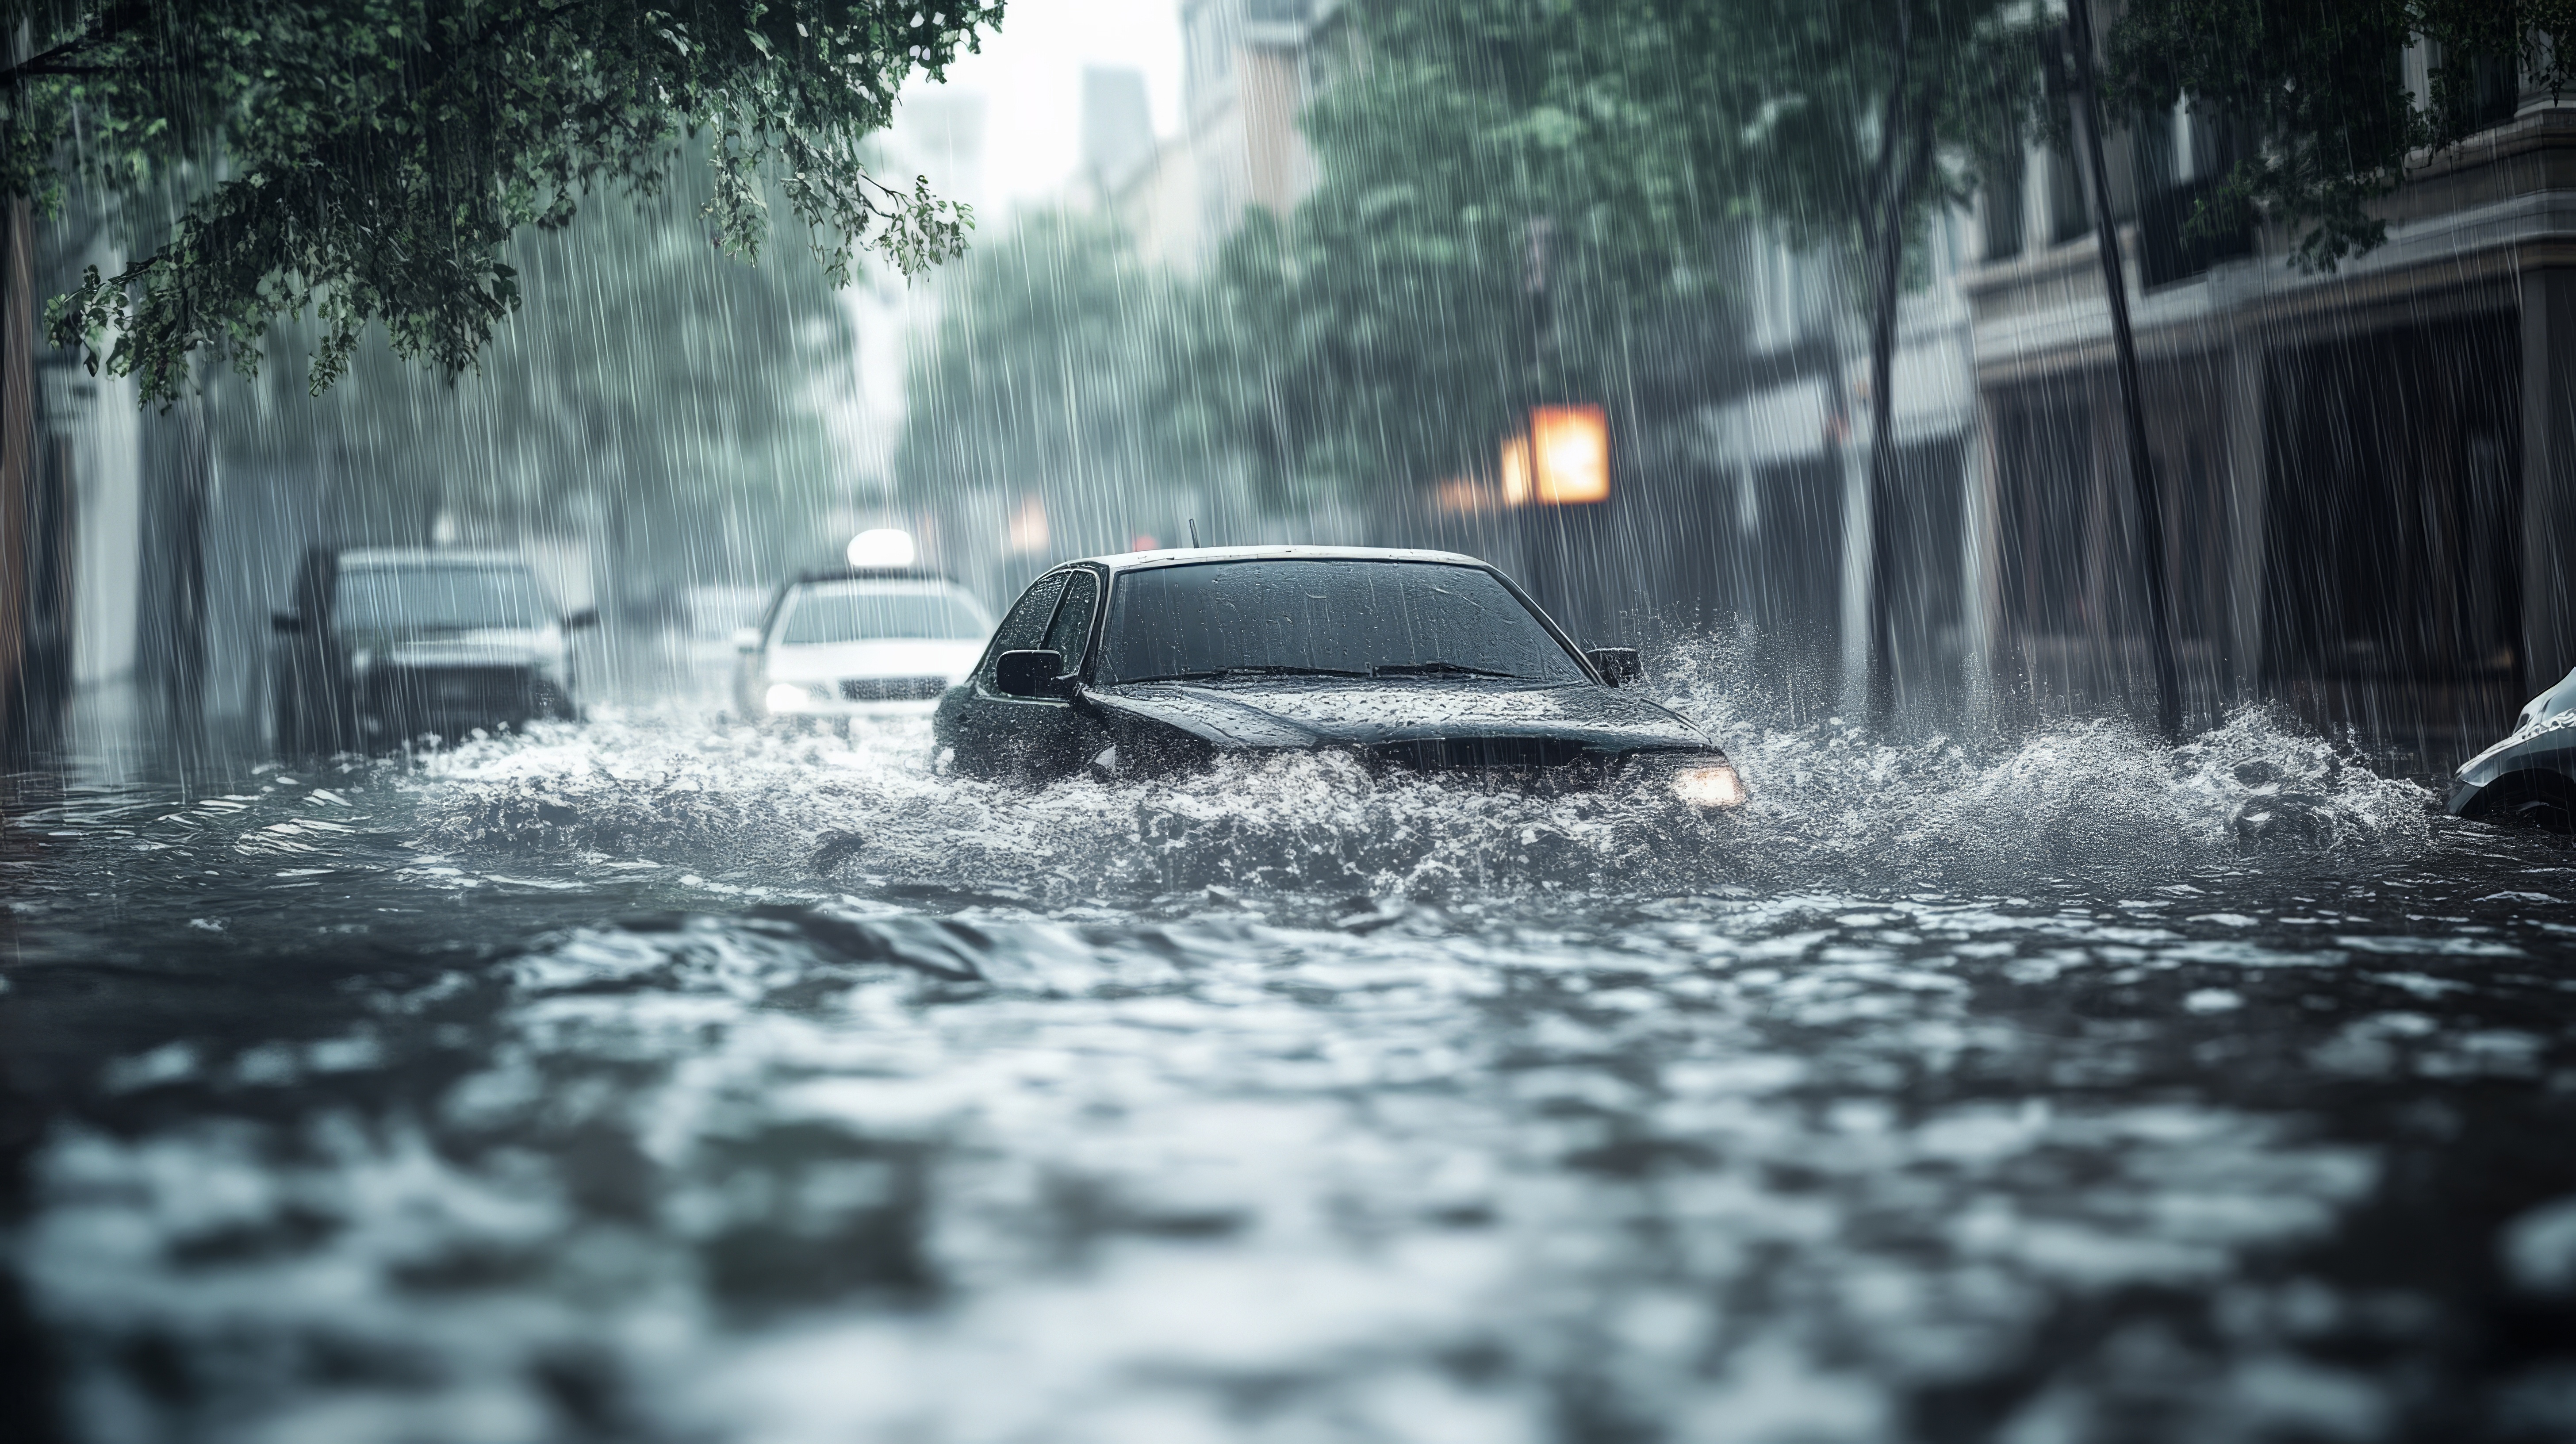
[2449,666,2576,829]
[734,570,995,726]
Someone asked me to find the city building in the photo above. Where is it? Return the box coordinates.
[1690,214,1985,719]
[1094,0,1338,268]
[1960,47,2569,763]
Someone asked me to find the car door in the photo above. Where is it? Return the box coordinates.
[1020,566,1110,779]
[939,570,1069,778]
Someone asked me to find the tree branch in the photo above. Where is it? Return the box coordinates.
[0,0,152,91]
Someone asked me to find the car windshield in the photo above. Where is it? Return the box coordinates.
[333,564,555,632]
[779,585,991,645]
[1098,559,1589,685]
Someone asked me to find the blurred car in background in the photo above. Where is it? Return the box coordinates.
[270,547,597,754]
[734,568,995,727]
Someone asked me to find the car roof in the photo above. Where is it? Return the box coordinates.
[1071,544,1495,574]
[335,548,529,568]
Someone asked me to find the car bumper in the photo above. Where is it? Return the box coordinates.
[362,667,568,736]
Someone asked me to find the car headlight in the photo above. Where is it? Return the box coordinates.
[1656,758,1747,809]
[765,681,823,713]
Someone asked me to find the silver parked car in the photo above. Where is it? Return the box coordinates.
[733,568,994,727]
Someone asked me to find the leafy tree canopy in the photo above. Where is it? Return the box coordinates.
[1192,0,2042,500]
[901,0,2047,518]
[0,0,1004,403]
[224,157,857,584]
[895,210,1214,516]
[2108,0,2575,271]
[1705,0,2046,254]
[1195,0,1750,499]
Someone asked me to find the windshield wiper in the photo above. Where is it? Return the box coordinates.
[1123,665,1372,684]
[1371,661,1518,680]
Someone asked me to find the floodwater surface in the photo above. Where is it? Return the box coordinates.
[6,650,2576,1444]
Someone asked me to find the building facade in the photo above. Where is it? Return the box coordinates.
[1096,0,1338,269]
[1962,57,2570,764]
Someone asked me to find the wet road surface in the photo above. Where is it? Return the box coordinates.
[6,653,2576,1443]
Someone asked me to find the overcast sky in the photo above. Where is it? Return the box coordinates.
[924,0,1184,214]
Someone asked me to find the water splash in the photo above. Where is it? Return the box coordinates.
[395,649,2434,914]
[17,650,2550,1444]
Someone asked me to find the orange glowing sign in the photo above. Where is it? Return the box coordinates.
[1498,435,1533,507]
[1495,407,1609,507]
[1530,404,1609,504]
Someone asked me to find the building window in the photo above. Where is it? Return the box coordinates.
[2138,107,2254,288]
[2045,143,2089,247]
[1980,146,2025,262]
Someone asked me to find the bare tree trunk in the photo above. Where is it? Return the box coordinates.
[1864,12,1932,732]
[2066,0,2182,741]
[158,396,210,768]
[0,199,32,759]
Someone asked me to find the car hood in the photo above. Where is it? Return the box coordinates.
[2458,711,2576,787]
[1081,678,1717,754]
[767,639,983,683]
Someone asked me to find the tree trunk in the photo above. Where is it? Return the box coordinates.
[0,199,32,760]
[157,397,210,768]
[1864,39,1933,732]
[2066,0,2182,741]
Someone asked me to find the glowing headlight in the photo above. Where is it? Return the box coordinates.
[1668,761,1747,810]
[765,682,818,714]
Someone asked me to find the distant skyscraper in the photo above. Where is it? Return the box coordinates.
[1095,0,1332,269]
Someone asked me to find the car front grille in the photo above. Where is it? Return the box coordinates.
[1363,736,1605,786]
[371,665,535,722]
[840,676,950,702]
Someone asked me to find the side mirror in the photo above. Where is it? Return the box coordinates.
[732,627,762,653]
[270,611,303,634]
[994,649,1071,699]
[564,606,600,631]
[1588,647,1642,686]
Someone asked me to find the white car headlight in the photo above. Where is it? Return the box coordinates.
[765,681,822,713]
[1665,760,1747,810]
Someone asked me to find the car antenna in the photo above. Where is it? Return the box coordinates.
[1188,518,1201,549]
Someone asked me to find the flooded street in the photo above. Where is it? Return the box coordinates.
[10,0,2576,1438]
[8,657,2576,1444]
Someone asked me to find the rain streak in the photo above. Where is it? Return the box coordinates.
[5,4,2576,1444]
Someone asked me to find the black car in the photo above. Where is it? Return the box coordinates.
[270,546,598,755]
[932,546,1746,807]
